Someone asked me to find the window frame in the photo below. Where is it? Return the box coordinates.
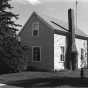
[60,46,65,62]
[32,22,39,36]
[81,48,84,61]
[32,46,41,62]
[18,36,21,42]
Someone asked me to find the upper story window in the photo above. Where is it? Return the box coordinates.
[60,46,65,61]
[32,22,39,36]
[32,46,41,62]
[18,36,21,42]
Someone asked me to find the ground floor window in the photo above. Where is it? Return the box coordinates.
[60,46,65,61]
[80,48,87,68]
[81,48,84,60]
[32,46,41,61]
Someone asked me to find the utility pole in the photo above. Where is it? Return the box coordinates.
[75,0,78,31]
[75,0,85,79]
[65,0,78,71]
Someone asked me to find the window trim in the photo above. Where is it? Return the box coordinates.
[32,22,39,36]
[32,46,41,62]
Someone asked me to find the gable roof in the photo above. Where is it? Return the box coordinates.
[19,11,88,38]
[34,11,88,37]
[34,11,68,33]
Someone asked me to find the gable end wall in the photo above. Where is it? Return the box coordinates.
[20,14,54,71]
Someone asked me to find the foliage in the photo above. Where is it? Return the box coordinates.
[0,0,29,73]
[0,0,21,37]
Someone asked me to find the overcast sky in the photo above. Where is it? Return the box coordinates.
[10,0,88,35]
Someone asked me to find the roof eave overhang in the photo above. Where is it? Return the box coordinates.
[75,34,88,40]
[54,29,68,36]
[54,29,88,40]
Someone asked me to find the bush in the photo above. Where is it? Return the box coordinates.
[0,37,30,73]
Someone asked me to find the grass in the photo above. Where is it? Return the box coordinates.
[0,69,88,88]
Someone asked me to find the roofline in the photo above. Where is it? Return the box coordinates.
[54,30,68,36]
[18,11,68,36]
[52,21,88,39]
[34,11,68,34]
[51,21,68,32]
[19,11,88,40]
[75,34,88,40]
[18,11,36,36]
[54,29,88,40]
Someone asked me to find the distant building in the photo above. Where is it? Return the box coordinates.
[19,9,88,71]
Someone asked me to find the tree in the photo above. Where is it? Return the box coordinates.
[0,0,21,37]
[0,0,29,73]
[2,37,29,72]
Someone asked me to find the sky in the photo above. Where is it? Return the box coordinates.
[10,0,88,35]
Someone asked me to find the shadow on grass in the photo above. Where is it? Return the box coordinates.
[7,77,88,88]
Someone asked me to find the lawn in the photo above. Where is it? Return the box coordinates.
[0,69,88,88]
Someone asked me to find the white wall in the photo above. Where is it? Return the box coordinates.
[75,38,87,69]
[54,34,66,71]
[54,33,87,71]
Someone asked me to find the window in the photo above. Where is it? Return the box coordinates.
[80,48,87,68]
[32,22,39,36]
[18,36,21,42]
[81,48,84,60]
[60,46,65,61]
[32,46,41,61]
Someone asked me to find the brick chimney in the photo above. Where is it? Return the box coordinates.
[65,8,78,70]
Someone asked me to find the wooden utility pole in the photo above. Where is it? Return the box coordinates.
[65,8,78,71]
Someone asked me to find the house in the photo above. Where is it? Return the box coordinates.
[19,9,88,71]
